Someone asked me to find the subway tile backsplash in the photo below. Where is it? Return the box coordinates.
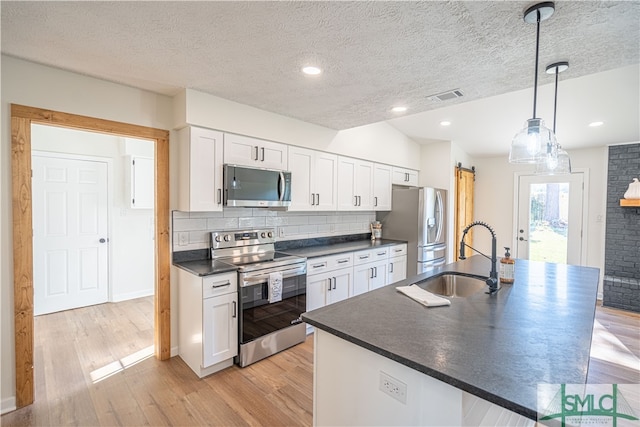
[172,208,376,251]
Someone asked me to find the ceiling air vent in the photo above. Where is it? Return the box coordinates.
[427,89,464,102]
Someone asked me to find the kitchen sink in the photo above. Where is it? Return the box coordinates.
[421,273,487,298]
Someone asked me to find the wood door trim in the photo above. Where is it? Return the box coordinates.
[10,104,171,408]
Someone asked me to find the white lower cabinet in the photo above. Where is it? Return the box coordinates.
[203,291,238,368]
[178,269,238,378]
[388,255,407,285]
[353,259,387,295]
[308,267,352,310]
[307,253,354,312]
[306,244,408,323]
[388,244,408,285]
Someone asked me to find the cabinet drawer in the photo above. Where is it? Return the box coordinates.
[202,272,237,299]
[308,253,354,275]
[389,244,407,257]
[354,247,391,265]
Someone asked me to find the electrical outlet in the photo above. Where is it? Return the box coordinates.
[178,232,189,246]
[379,371,407,404]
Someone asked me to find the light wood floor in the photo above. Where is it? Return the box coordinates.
[1,300,637,426]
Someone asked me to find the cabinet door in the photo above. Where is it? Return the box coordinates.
[259,139,288,170]
[406,169,419,186]
[314,152,338,211]
[307,274,329,312]
[223,133,260,167]
[373,163,392,211]
[352,264,372,296]
[388,255,407,285]
[369,260,387,291]
[288,147,314,211]
[130,156,154,209]
[354,160,374,210]
[392,167,419,187]
[178,127,224,212]
[223,133,287,170]
[203,292,238,368]
[326,268,352,305]
[337,157,357,210]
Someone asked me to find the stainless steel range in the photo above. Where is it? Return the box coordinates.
[211,229,307,367]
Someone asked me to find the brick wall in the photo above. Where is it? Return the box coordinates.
[603,143,640,312]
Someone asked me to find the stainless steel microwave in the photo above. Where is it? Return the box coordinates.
[223,164,292,208]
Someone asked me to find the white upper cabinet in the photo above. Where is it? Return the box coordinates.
[127,156,154,209]
[392,166,419,187]
[288,147,338,211]
[178,126,224,212]
[373,163,392,211]
[224,133,288,170]
[338,156,374,211]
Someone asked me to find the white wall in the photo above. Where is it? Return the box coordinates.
[31,124,156,303]
[0,55,174,410]
[177,89,422,170]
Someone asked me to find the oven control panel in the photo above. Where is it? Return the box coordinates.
[211,228,275,249]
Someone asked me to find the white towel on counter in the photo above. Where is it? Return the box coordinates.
[396,284,451,307]
[269,271,283,303]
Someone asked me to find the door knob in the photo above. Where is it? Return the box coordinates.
[519,237,527,242]
[519,229,524,233]
[99,238,106,243]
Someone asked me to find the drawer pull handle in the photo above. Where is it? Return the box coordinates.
[359,255,369,259]
[212,281,231,288]
[312,263,326,268]
[232,301,237,318]
[337,259,349,264]
[377,252,386,256]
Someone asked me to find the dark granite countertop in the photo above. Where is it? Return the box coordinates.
[278,238,406,259]
[173,259,238,276]
[302,256,600,420]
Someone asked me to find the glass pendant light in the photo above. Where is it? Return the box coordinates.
[509,2,557,164]
[535,61,572,175]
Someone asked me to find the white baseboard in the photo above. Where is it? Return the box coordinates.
[171,346,179,358]
[597,292,603,300]
[1,396,17,415]
[111,289,154,303]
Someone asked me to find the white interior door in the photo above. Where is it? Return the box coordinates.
[32,154,109,315]
[516,173,584,265]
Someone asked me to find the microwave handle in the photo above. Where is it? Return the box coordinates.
[278,171,285,201]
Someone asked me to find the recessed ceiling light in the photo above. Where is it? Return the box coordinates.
[302,66,322,75]
[440,121,451,126]
[589,121,604,127]
[391,106,407,113]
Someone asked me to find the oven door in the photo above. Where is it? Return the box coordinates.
[238,263,306,344]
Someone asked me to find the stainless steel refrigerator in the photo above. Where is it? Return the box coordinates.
[377,187,446,277]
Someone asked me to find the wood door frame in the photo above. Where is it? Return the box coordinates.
[11,104,171,408]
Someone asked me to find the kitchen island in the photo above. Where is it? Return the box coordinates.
[302,256,600,426]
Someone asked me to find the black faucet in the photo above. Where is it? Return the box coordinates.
[459,221,500,295]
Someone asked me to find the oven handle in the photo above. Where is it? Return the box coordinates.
[240,264,306,287]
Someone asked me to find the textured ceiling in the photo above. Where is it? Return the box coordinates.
[2,1,639,154]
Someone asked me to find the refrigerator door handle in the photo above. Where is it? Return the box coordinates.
[435,190,444,244]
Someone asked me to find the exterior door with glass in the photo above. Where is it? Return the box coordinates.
[516,173,584,265]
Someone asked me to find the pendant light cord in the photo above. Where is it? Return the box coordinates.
[552,66,559,133]
[532,9,541,118]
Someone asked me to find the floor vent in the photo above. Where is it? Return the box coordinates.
[427,89,464,102]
